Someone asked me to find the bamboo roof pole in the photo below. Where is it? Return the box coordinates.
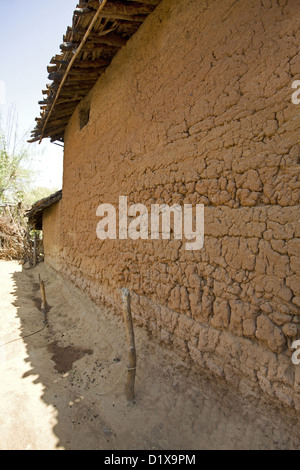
[39,0,108,143]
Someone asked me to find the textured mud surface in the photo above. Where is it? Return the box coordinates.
[42,0,300,410]
[0,261,299,450]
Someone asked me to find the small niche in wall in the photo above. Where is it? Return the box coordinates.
[79,101,90,130]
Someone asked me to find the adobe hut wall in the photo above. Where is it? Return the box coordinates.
[43,200,62,271]
[55,0,299,409]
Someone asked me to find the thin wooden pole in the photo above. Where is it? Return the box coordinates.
[33,230,37,267]
[39,274,48,325]
[121,288,136,401]
[39,0,109,143]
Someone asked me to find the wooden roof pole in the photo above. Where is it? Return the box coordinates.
[39,0,108,143]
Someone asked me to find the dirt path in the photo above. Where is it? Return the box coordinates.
[0,260,299,450]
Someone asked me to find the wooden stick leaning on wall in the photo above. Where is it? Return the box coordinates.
[33,229,37,267]
[121,288,136,401]
[39,274,48,326]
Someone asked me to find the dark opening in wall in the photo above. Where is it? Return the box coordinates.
[79,102,90,130]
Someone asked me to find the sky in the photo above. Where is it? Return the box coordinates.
[0,0,76,189]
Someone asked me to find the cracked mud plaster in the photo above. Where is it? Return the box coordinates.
[43,0,300,410]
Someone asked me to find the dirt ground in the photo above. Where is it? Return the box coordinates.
[0,260,299,450]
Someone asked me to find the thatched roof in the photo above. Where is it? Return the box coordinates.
[26,190,62,230]
[29,0,161,144]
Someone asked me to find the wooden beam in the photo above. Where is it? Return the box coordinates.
[59,85,95,94]
[78,0,105,8]
[40,85,92,105]
[42,117,72,132]
[28,136,40,143]
[73,10,146,22]
[50,134,64,143]
[104,1,154,15]
[39,0,109,143]
[99,12,146,21]
[38,99,52,106]
[73,7,90,15]
[71,29,128,47]
[60,41,119,52]
[72,59,109,69]
[47,65,58,73]
[42,124,69,138]
[38,114,71,127]
[57,57,109,69]
[51,134,64,140]
[48,69,101,81]
[127,0,160,5]
[68,68,103,78]
[56,97,83,106]
[80,1,154,15]
[48,71,63,81]
[50,54,65,65]
[36,0,158,143]
[48,104,79,119]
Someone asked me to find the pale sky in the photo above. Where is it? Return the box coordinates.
[0,0,76,189]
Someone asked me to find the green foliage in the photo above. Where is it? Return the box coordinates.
[0,109,33,205]
[0,108,59,212]
[25,186,59,207]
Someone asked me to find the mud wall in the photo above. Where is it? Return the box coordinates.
[55,0,299,409]
[43,200,62,271]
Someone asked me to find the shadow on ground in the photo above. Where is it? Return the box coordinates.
[8,262,300,450]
